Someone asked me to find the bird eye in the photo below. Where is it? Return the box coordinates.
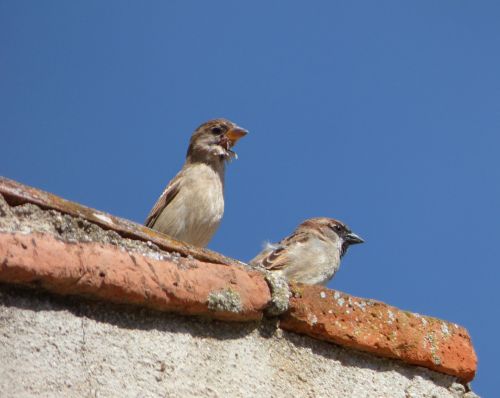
[211,126,223,135]
[332,224,342,232]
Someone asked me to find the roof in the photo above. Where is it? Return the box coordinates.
[0,176,477,382]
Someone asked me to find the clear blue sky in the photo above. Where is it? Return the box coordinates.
[1,2,498,395]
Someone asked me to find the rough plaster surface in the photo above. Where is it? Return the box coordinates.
[0,287,475,398]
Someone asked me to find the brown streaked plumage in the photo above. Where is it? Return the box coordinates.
[145,118,248,247]
[250,217,363,285]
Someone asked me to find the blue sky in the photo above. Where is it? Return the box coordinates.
[1,1,498,395]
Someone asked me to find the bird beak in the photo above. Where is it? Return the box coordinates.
[224,126,248,147]
[345,232,364,245]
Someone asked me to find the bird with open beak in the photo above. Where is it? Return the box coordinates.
[145,118,248,247]
[250,218,364,285]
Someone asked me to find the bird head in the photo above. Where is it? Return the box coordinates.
[187,118,248,162]
[299,217,364,257]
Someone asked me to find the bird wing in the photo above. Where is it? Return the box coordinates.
[254,231,310,271]
[144,174,182,228]
[260,245,289,271]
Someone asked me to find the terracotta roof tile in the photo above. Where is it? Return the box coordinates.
[0,177,477,382]
[281,284,476,382]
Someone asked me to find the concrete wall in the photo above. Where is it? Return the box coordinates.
[0,286,473,398]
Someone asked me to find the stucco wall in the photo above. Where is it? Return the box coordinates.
[0,286,473,398]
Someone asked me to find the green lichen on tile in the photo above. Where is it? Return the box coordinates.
[352,327,362,337]
[389,330,398,341]
[425,332,442,365]
[423,315,442,326]
[440,321,452,337]
[244,266,290,316]
[263,271,291,316]
[289,284,304,298]
[207,288,242,313]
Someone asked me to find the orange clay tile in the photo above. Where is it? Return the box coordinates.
[0,177,478,382]
[0,232,271,322]
[280,283,477,382]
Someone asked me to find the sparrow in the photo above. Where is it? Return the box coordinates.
[145,118,248,247]
[250,218,364,285]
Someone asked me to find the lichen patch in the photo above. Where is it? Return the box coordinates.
[207,288,242,313]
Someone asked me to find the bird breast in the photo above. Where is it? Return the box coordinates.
[286,237,342,285]
[181,163,225,216]
[155,163,225,247]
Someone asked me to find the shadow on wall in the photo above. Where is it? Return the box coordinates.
[0,283,459,391]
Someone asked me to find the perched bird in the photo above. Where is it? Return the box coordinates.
[145,118,248,247]
[250,218,364,285]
